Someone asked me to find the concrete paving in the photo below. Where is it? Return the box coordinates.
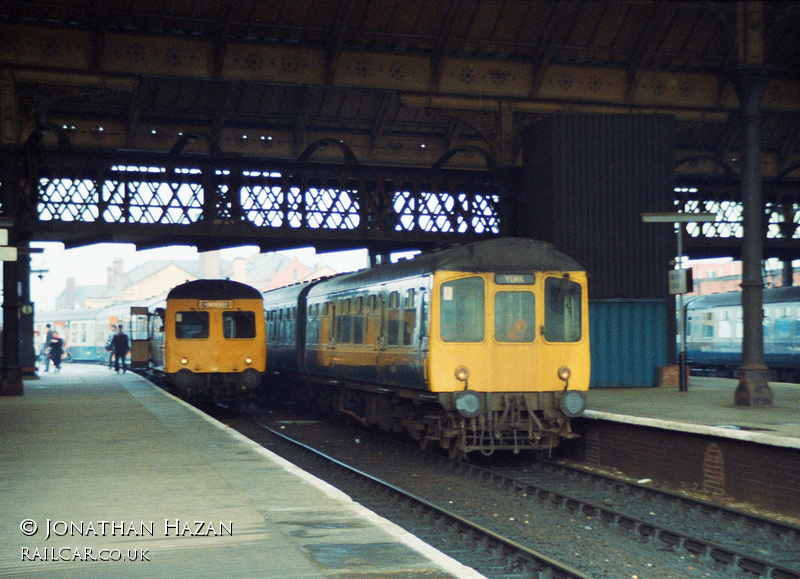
[0,365,485,578]
[585,376,800,449]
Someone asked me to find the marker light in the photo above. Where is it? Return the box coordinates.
[455,366,470,382]
[558,366,571,381]
[561,391,587,417]
[245,356,253,365]
[455,390,483,418]
[180,357,189,365]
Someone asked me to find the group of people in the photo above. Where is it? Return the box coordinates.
[40,323,129,374]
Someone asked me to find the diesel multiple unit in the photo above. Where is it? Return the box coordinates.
[263,237,590,458]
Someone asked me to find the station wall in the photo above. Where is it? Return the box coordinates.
[518,114,677,387]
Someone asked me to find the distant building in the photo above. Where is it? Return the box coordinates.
[56,259,198,309]
[688,259,799,296]
[53,250,336,310]
[687,260,743,296]
[238,254,309,292]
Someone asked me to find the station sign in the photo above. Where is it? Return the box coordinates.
[0,228,16,262]
[668,269,692,295]
[0,247,17,262]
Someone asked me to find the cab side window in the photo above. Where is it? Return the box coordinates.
[544,276,582,342]
[440,277,485,342]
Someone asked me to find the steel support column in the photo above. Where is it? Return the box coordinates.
[1,228,23,396]
[18,246,37,377]
[783,261,794,287]
[734,65,772,407]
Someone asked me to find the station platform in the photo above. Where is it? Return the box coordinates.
[0,365,485,578]
[584,376,800,449]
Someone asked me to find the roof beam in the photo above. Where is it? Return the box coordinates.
[369,90,395,159]
[530,1,562,97]
[625,2,671,102]
[212,1,235,79]
[90,0,109,71]
[2,21,799,115]
[431,0,464,91]
[325,0,356,86]
[1,70,17,144]
[293,86,314,158]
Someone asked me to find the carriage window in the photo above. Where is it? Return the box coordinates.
[405,289,415,308]
[544,276,582,342]
[337,311,352,343]
[495,291,535,342]
[403,307,416,345]
[351,297,364,344]
[128,314,149,341]
[775,318,792,340]
[307,305,319,345]
[440,277,485,342]
[175,311,209,339]
[386,309,400,346]
[223,311,256,339]
[353,315,365,344]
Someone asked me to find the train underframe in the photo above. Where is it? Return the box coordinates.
[167,369,262,413]
[286,376,579,460]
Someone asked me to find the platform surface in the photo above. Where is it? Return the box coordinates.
[0,365,485,578]
[585,376,800,449]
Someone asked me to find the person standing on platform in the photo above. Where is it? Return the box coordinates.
[111,324,130,374]
[106,324,117,369]
[48,331,65,373]
[42,324,55,372]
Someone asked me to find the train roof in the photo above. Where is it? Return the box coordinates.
[34,292,168,325]
[167,279,262,301]
[685,286,800,310]
[301,237,583,297]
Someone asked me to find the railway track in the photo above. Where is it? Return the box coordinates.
[229,408,800,579]
[254,421,590,579]
[534,459,800,569]
[460,458,800,578]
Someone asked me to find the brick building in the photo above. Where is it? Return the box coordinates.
[687,259,799,296]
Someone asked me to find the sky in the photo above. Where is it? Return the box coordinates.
[28,242,370,311]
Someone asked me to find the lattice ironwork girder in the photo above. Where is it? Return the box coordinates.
[675,172,800,262]
[2,146,502,253]
[675,174,800,203]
